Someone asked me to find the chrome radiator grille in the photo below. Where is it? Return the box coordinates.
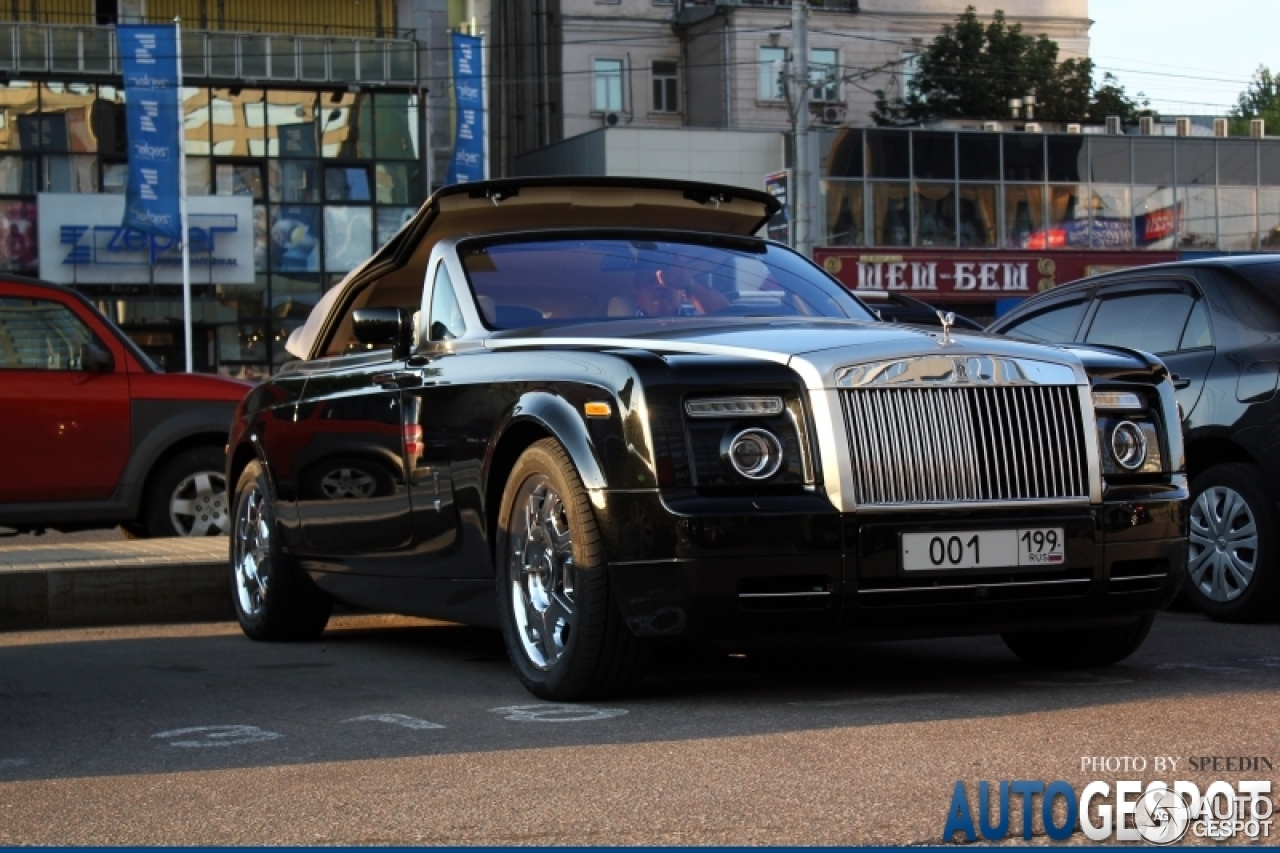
[841,385,1089,506]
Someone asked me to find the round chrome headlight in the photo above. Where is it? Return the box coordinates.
[724,428,783,480]
[1111,421,1148,471]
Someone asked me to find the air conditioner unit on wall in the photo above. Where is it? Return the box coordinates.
[982,121,1002,132]
[1066,123,1082,134]
[810,103,846,125]
[1023,122,1042,133]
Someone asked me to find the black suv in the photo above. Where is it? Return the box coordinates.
[990,255,1280,622]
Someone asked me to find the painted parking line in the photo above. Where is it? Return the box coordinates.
[342,713,445,730]
[152,725,282,747]
[489,704,628,722]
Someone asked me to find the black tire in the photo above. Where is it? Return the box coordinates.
[141,446,230,538]
[230,460,331,641]
[1185,463,1280,622]
[1002,613,1155,668]
[495,438,649,700]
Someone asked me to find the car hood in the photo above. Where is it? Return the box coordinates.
[484,318,1092,387]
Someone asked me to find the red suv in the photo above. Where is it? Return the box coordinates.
[0,276,251,537]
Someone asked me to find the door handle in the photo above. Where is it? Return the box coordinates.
[373,371,423,389]
[1171,374,1191,390]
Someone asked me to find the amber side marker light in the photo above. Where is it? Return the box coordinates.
[584,402,612,418]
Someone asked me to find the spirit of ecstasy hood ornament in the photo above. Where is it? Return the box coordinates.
[936,310,956,346]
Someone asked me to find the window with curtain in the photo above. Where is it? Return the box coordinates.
[1004,185,1045,249]
[593,59,624,112]
[958,184,996,248]
[872,183,910,247]
[913,183,956,247]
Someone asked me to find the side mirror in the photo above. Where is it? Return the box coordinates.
[352,307,413,358]
[79,341,115,373]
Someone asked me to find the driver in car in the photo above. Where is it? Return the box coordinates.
[632,259,729,318]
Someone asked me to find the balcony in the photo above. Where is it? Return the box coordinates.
[0,22,417,86]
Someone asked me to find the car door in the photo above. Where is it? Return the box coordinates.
[1079,280,1214,419]
[0,292,131,504]
[293,356,414,561]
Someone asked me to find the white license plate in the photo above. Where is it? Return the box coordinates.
[901,528,1065,571]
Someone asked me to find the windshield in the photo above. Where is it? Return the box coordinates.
[458,237,874,328]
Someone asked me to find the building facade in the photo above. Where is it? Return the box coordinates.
[489,0,1090,176]
[0,0,464,378]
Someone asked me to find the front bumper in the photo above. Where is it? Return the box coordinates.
[602,486,1187,641]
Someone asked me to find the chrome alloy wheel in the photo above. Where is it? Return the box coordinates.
[1189,485,1258,602]
[233,487,271,617]
[508,475,577,670]
[170,471,229,536]
[319,467,376,500]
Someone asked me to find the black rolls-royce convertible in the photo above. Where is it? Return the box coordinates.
[226,177,1187,700]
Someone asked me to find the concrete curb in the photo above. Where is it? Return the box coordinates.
[0,541,232,632]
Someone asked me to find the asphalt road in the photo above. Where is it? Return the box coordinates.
[0,611,1277,845]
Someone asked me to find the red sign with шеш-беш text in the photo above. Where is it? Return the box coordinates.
[813,249,1180,303]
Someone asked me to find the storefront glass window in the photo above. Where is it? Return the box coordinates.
[374,93,419,160]
[374,162,424,205]
[866,131,910,179]
[318,94,373,160]
[826,129,864,178]
[94,85,127,158]
[325,166,371,202]
[1218,188,1257,251]
[210,89,266,157]
[266,90,319,158]
[1088,185,1132,249]
[38,82,97,153]
[958,184,996,248]
[1133,139,1173,186]
[825,181,864,246]
[183,87,211,156]
[1177,140,1215,185]
[1132,185,1177,250]
[1089,138,1131,183]
[0,201,38,272]
[186,156,211,195]
[912,133,954,180]
[1260,189,1280,249]
[270,205,321,272]
[914,182,956,247]
[871,182,910,245]
[0,83,40,151]
[958,134,999,181]
[102,161,127,194]
[1047,135,1086,182]
[324,206,373,273]
[376,206,417,249]
[1218,141,1258,186]
[1178,186,1217,249]
[0,155,37,195]
[215,162,265,199]
[44,155,97,193]
[1003,184,1045,248]
[1003,135,1044,181]
[1045,184,1088,249]
[269,159,319,202]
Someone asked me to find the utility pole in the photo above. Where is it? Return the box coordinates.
[791,0,811,258]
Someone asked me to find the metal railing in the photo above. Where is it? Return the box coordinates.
[842,385,1089,506]
[5,2,407,39]
[0,22,418,85]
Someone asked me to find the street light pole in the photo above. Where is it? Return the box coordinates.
[791,0,811,258]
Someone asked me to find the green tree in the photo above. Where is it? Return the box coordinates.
[873,7,1145,125]
[1230,66,1279,135]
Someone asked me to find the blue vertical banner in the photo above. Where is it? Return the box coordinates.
[119,25,183,239]
[445,33,486,185]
